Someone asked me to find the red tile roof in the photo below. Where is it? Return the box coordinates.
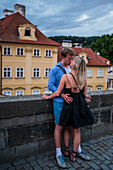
[58,46,111,67]
[0,12,60,46]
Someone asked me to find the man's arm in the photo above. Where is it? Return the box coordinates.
[48,68,57,93]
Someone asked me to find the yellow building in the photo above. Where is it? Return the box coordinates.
[0,4,60,96]
[58,47,111,92]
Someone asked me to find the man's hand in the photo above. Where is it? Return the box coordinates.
[42,94,49,99]
[85,95,91,103]
[61,93,73,103]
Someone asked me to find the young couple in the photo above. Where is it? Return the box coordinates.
[42,47,91,169]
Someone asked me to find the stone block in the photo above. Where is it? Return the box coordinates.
[0,130,6,149]
[0,147,15,164]
[100,93,113,107]
[39,138,55,154]
[100,110,111,123]
[89,95,100,108]
[92,124,113,139]
[81,126,92,142]
[15,142,39,160]
[0,99,53,119]
[7,122,54,147]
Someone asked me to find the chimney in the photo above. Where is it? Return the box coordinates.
[14,4,25,17]
[3,9,13,17]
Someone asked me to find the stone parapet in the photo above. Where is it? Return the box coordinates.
[0,90,113,163]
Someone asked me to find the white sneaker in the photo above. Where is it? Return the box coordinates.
[56,155,67,169]
[77,151,91,161]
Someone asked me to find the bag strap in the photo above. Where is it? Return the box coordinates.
[70,72,80,90]
[57,65,66,74]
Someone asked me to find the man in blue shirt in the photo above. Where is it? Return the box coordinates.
[48,47,91,168]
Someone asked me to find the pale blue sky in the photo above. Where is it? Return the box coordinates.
[1,0,113,37]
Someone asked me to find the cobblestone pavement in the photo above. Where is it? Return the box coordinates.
[0,135,113,170]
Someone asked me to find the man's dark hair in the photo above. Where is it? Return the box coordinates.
[61,47,75,58]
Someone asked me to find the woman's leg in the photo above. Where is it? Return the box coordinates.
[71,127,82,153]
[63,126,70,147]
[62,126,70,156]
[73,128,81,152]
[70,128,80,161]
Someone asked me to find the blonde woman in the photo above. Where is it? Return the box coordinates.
[42,56,93,162]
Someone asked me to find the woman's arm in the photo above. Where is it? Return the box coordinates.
[42,75,66,99]
[83,80,91,103]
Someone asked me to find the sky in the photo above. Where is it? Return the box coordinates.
[0,0,113,37]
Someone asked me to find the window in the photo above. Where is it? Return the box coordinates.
[98,69,103,77]
[16,90,24,96]
[32,90,40,95]
[33,68,40,77]
[87,87,91,92]
[3,67,11,78]
[44,89,52,94]
[25,27,31,36]
[45,50,52,57]
[17,48,24,56]
[97,87,102,91]
[45,68,51,77]
[33,49,40,57]
[16,68,24,78]
[3,47,11,55]
[3,91,11,96]
[87,69,92,77]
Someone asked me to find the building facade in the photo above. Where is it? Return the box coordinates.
[0,4,60,96]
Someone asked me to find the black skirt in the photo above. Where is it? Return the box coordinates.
[59,88,94,129]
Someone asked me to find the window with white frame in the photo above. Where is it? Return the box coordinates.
[44,88,52,94]
[3,67,11,78]
[45,68,51,77]
[3,47,11,55]
[33,49,40,57]
[16,68,24,78]
[98,69,103,77]
[97,87,102,91]
[33,68,40,77]
[16,48,24,56]
[87,87,91,92]
[45,49,52,57]
[16,90,24,96]
[87,69,92,77]
[3,91,11,96]
[32,90,40,95]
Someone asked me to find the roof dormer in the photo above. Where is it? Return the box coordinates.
[18,23,37,41]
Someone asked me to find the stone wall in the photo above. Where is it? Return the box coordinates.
[0,91,113,163]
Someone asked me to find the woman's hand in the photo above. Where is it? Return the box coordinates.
[85,95,91,103]
[42,94,49,99]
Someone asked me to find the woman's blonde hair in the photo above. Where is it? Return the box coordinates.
[72,56,86,90]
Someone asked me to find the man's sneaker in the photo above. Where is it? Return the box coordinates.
[77,151,91,161]
[56,155,67,169]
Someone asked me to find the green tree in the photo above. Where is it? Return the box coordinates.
[90,34,113,64]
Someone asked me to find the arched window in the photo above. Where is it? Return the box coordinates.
[25,27,31,36]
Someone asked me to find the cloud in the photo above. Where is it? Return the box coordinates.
[75,14,90,22]
[1,0,113,36]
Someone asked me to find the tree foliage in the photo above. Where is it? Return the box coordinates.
[90,34,113,64]
[49,35,100,47]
